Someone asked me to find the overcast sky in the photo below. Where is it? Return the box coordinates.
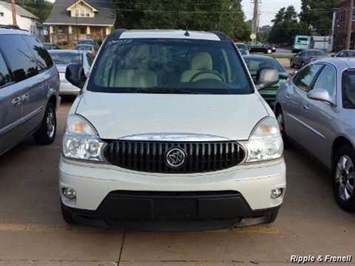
[242,0,302,26]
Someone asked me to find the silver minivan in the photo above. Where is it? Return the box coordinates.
[0,28,60,155]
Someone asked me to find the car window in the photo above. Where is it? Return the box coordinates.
[342,69,355,109]
[312,65,336,95]
[293,64,323,92]
[0,34,40,82]
[24,35,53,71]
[86,53,94,66]
[90,39,252,94]
[49,52,82,65]
[244,57,285,74]
[0,51,12,88]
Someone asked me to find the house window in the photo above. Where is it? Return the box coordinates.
[86,12,90,17]
[80,9,85,17]
[75,9,79,17]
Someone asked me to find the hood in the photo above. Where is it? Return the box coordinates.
[75,92,269,140]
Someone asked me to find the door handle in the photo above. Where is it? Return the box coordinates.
[12,97,22,106]
[21,93,29,102]
[303,104,310,110]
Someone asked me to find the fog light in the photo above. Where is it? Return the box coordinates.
[271,188,283,199]
[62,188,77,200]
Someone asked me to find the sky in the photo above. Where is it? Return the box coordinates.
[242,0,302,27]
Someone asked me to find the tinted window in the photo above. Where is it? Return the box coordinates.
[86,53,94,66]
[49,51,82,65]
[293,64,322,92]
[90,39,252,94]
[342,69,355,109]
[24,35,53,70]
[0,51,12,88]
[0,34,39,82]
[313,65,336,95]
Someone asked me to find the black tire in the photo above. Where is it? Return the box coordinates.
[61,202,76,224]
[275,107,289,148]
[333,145,355,212]
[290,60,295,68]
[33,102,56,145]
[266,48,272,54]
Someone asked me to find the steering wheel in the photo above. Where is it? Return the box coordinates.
[189,70,224,83]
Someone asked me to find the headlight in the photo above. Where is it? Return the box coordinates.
[245,117,283,162]
[62,115,105,161]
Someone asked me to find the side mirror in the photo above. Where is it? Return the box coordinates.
[256,68,279,90]
[0,72,6,87]
[307,88,336,106]
[65,63,86,89]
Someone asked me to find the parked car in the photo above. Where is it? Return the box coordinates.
[60,29,286,229]
[248,41,275,54]
[235,42,250,55]
[48,50,94,95]
[0,28,60,156]
[77,39,99,50]
[243,54,289,103]
[274,58,355,212]
[290,49,328,69]
[333,50,355,57]
[43,42,60,50]
[75,44,96,55]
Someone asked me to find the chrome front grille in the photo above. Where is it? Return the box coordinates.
[104,140,245,173]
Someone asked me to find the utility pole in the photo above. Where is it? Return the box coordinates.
[252,0,260,42]
[346,0,354,49]
[11,0,17,26]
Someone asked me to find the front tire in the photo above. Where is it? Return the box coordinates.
[266,48,272,54]
[275,107,289,148]
[33,102,56,145]
[333,146,355,212]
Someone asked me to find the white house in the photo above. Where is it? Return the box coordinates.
[0,1,44,39]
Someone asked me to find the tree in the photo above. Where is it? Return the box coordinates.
[299,0,340,36]
[268,6,310,46]
[12,0,53,23]
[114,0,250,40]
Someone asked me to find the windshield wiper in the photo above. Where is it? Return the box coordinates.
[135,88,200,94]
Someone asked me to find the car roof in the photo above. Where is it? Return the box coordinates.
[111,29,224,41]
[0,28,31,35]
[314,58,355,70]
[243,54,275,60]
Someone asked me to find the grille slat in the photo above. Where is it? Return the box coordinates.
[104,140,245,174]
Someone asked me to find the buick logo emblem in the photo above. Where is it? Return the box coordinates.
[166,147,186,168]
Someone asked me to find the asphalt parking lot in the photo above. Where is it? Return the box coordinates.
[0,60,354,266]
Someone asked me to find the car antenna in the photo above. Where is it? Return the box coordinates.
[184,25,190,37]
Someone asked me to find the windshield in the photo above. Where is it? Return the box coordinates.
[76,45,92,51]
[243,56,285,74]
[49,51,82,65]
[343,69,355,109]
[235,43,247,50]
[78,40,94,45]
[89,39,252,94]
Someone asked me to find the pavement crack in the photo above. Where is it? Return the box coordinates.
[116,230,127,266]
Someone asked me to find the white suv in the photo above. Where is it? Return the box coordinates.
[60,29,286,229]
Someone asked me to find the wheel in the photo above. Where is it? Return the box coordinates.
[61,202,76,224]
[333,145,355,212]
[290,60,295,68]
[275,107,289,148]
[33,102,56,145]
[266,48,272,54]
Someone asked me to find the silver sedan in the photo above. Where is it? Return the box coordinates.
[48,50,94,95]
[275,58,355,212]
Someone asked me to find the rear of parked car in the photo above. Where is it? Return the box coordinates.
[59,29,286,230]
[0,28,60,155]
[275,58,355,212]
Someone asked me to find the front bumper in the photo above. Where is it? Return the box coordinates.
[59,157,286,226]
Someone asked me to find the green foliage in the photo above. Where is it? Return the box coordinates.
[114,0,250,40]
[300,0,340,36]
[15,0,53,23]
